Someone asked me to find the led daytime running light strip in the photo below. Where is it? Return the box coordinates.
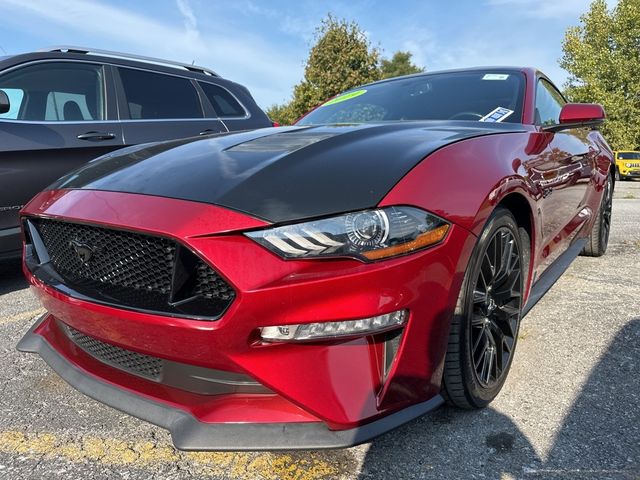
[260,310,408,342]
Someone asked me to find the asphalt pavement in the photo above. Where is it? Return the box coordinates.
[0,181,638,480]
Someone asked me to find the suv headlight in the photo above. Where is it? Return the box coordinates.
[245,206,449,261]
[626,162,632,168]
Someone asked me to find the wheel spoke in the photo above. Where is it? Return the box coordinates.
[484,251,495,283]
[472,323,487,354]
[473,288,487,305]
[474,336,489,369]
[495,237,514,282]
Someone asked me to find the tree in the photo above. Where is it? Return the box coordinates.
[380,51,424,79]
[560,0,640,150]
[267,15,381,125]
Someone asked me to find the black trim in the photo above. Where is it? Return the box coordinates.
[58,320,270,395]
[0,227,22,260]
[523,238,587,316]
[541,120,604,133]
[17,315,444,451]
[0,226,21,238]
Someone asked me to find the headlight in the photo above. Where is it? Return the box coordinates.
[245,206,449,261]
[626,162,632,168]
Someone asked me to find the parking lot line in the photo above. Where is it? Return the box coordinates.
[0,308,44,325]
[0,430,340,480]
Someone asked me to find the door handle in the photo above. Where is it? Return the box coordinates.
[77,132,116,141]
[199,129,219,136]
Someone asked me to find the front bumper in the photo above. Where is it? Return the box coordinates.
[18,314,443,450]
[19,189,476,449]
[619,167,640,178]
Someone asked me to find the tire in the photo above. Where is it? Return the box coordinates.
[581,174,613,257]
[614,168,620,182]
[443,207,527,409]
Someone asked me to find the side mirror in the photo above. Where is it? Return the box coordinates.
[0,90,9,114]
[544,103,606,132]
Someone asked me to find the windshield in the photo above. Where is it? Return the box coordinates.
[297,70,525,126]
[618,152,640,160]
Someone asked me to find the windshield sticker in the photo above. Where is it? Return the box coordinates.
[482,73,510,81]
[480,107,514,123]
[321,89,367,107]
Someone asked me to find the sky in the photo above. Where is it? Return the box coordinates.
[0,0,618,110]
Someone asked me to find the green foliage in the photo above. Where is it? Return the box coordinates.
[264,103,293,126]
[561,0,640,150]
[268,15,382,125]
[380,51,424,79]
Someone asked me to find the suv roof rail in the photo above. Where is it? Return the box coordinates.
[39,46,220,77]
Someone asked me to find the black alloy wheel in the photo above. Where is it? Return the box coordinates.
[470,227,522,388]
[582,174,613,257]
[443,207,527,409]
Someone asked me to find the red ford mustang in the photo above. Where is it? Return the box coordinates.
[18,67,613,450]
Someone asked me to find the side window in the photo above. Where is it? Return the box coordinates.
[0,88,24,119]
[198,82,246,117]
[535,79,566,126]
[118,68,203,120]
[0,62,104,122]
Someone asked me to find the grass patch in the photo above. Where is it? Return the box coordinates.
[623,192,637,199]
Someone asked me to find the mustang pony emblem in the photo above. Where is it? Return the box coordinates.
[70,240,95,265]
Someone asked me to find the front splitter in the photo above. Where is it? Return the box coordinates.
[17,314,444,451]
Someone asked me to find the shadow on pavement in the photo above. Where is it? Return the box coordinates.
[0,258,28,295]
[358,318,639,479]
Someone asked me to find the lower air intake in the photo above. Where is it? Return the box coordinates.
[65,325,163,380]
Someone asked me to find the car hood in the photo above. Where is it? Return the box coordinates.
[51,122,524,223]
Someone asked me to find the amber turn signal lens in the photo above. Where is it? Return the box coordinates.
[362,224,449,260]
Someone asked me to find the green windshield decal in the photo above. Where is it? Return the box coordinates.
[322,89,367,107]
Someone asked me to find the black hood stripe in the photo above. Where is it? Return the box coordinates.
[51,122,524,223]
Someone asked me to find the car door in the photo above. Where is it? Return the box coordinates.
[0,61,124,253]
[530,78,596,273]
[114,67,227,145]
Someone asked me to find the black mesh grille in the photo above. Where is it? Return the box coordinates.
[195,261,235,300]
[28,218,234,318]
[66,325,163,380]
[36,220,176,293]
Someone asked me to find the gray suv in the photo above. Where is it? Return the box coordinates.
[0,46,273,259]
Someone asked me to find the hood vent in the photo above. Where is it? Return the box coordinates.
[227,131,337,153]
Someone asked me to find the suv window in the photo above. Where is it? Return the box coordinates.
[535,79,565,126]
[119,68,203,120]
[0,62,104,121]
[0,88,24,119]
[199,82,246,117]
